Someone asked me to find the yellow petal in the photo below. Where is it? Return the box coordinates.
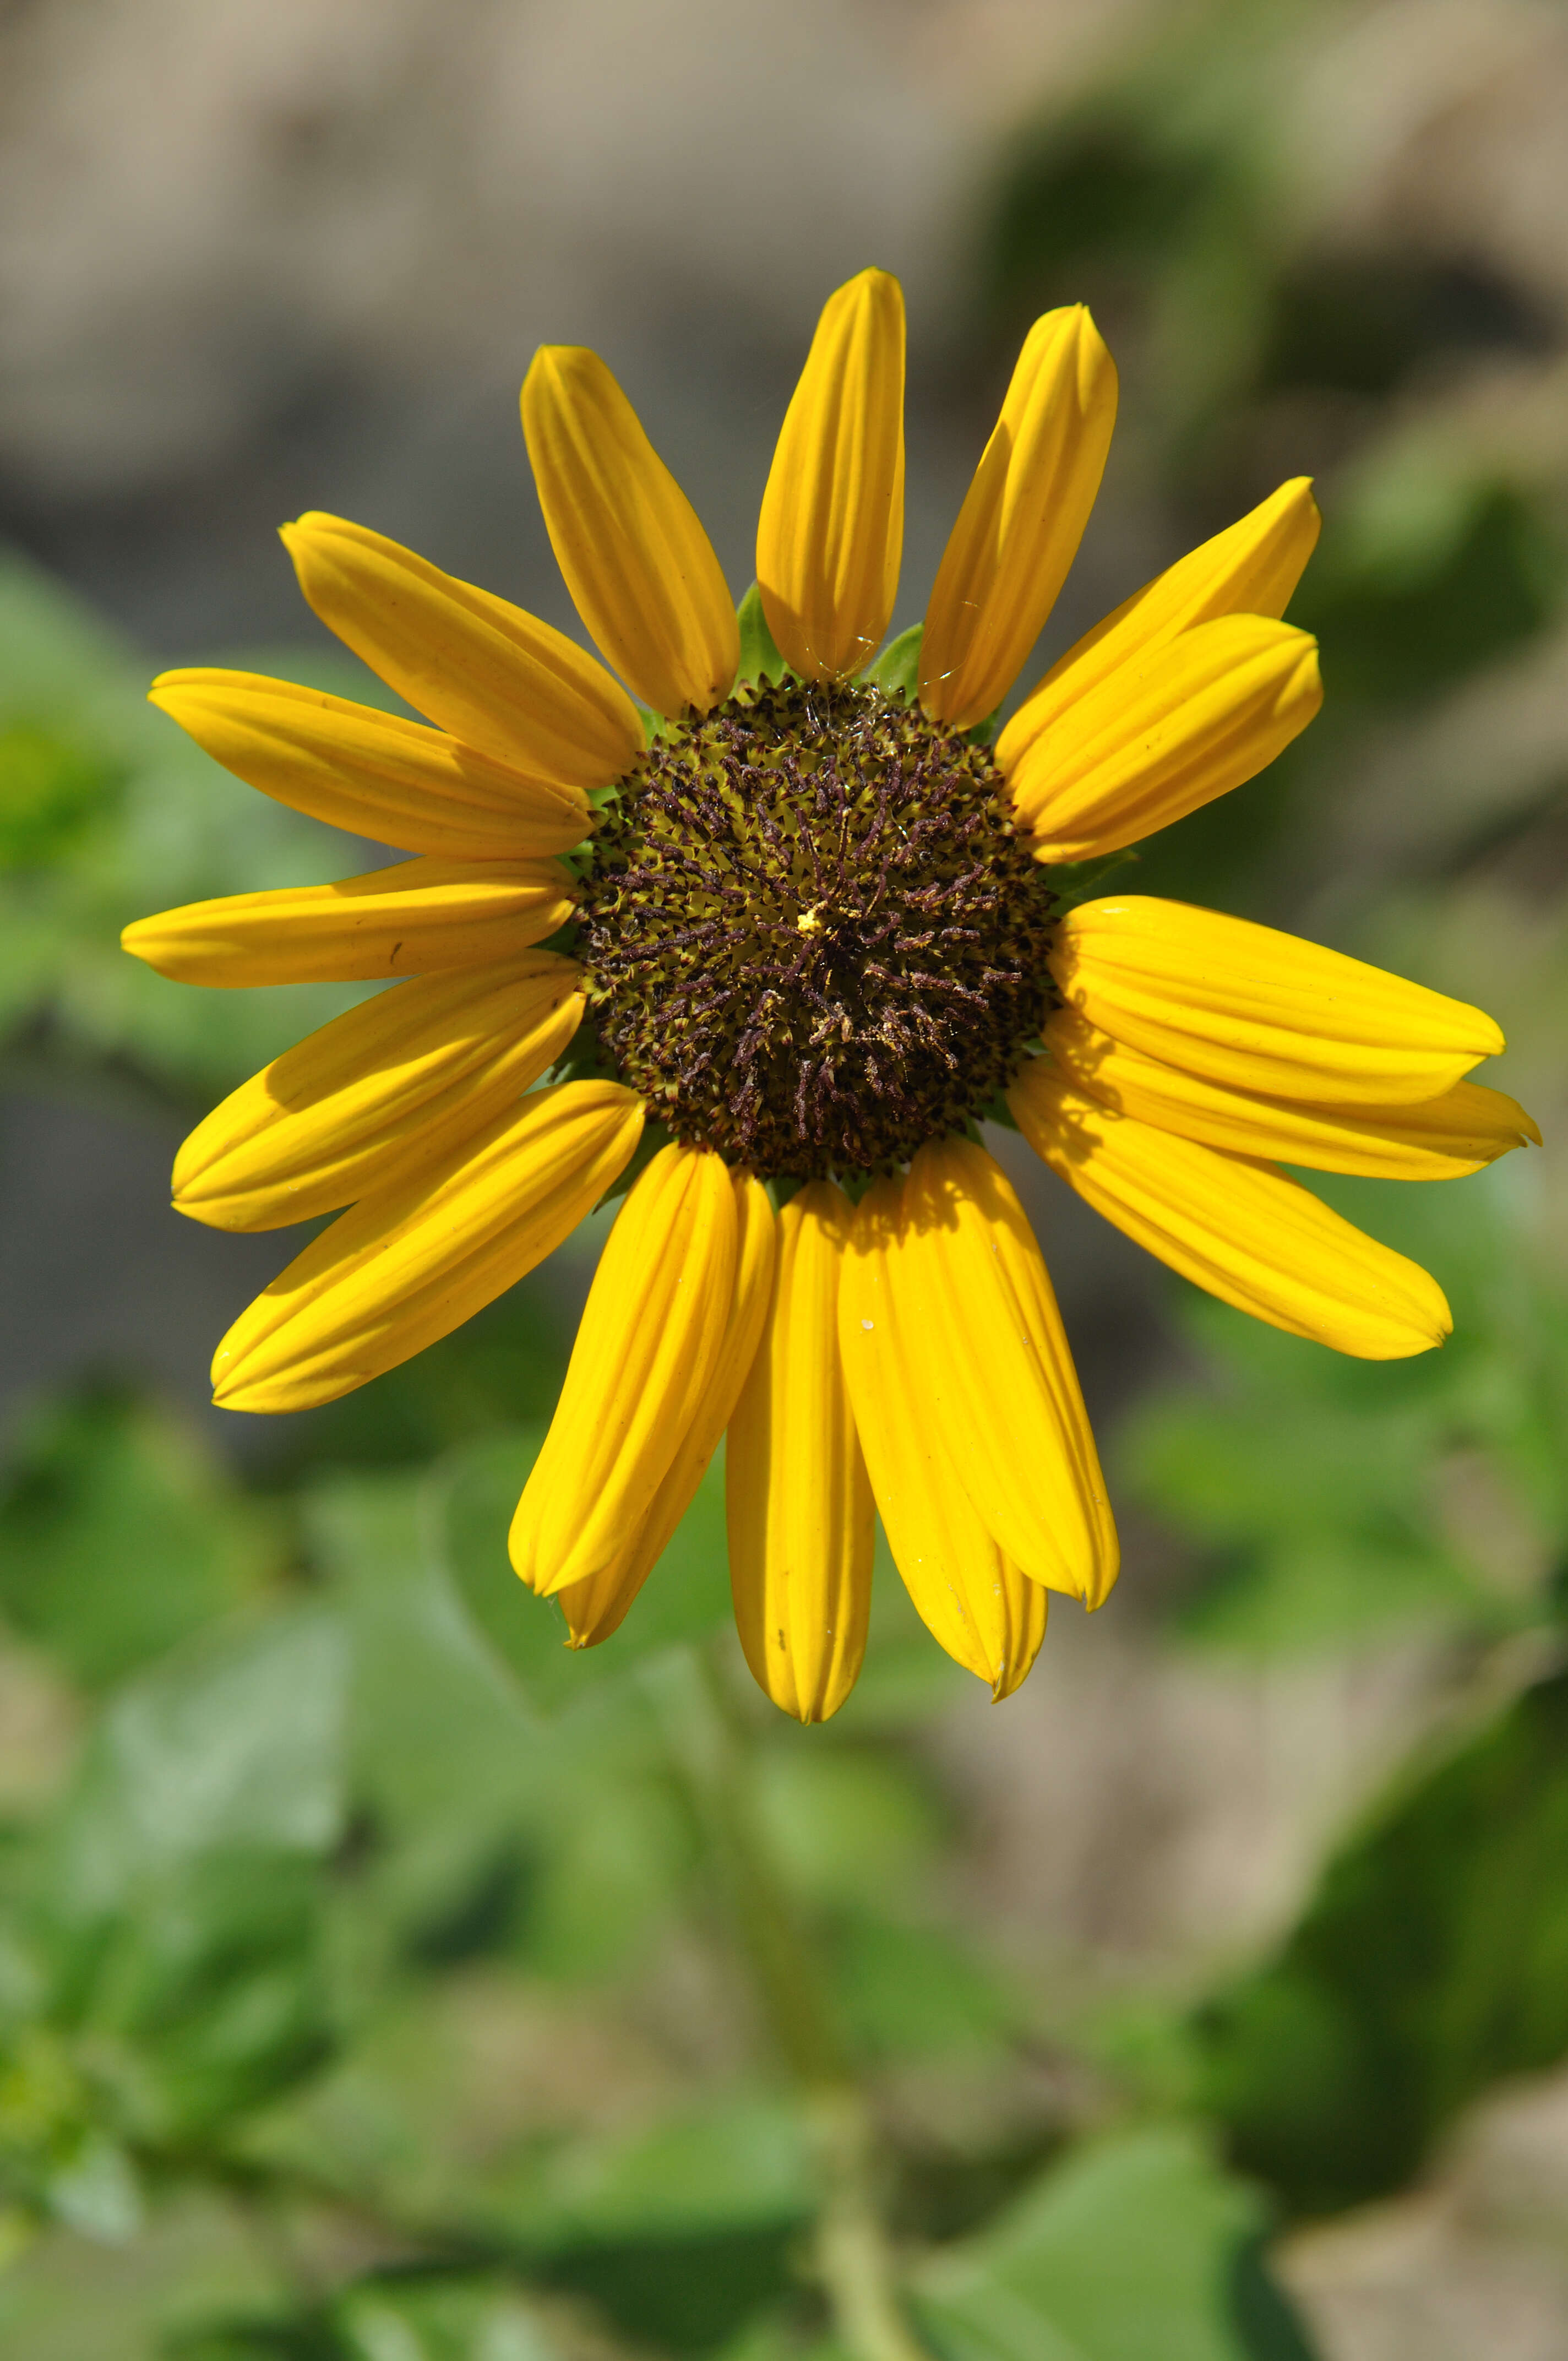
[756,268,905,682]
[1053,896,1506,1107]
[121,855,575,987]
[920,306,1117,730]
[1045,1008,1541,1179]
[212,1080,641,1412]
[510,1144,739,1597]
[1010,1059,1451,1360]
[726,1180,875,1723]
[557,1171,775,1649]
[280,513,641,785]
[1000,477,1321,766]
[174,957,584,1232]
[1003,615,1321,862]
[150,670,590,859]
[521,348,738,716]
[838,1176,1048,1699]
[895,1138,1118,1606]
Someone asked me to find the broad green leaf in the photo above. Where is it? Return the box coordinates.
[481,2094,815,2248]
[831,1914,1013,2060]
[1124,1163,1568,1657]
[754,1746,937,1909]
[911,2126,1314,2361]
[41,1606,347,1920]
[302,1475,543,1947]
[0,1384,283,1690]
[521,1752,689,1982]
[1196,1667,1568,2215]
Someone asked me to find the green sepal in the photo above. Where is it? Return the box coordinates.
[636,701,684,746]
[867,622,922,702]
[735,583,790,686]
[968,704,1004,747]
[533,916,585,958]
[974,1089,1022,1133]
[1048,848,1140,907]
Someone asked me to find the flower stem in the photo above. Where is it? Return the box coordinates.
[643,1644,932,2361]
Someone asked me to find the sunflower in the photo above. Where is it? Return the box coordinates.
[124,269,1539,1722]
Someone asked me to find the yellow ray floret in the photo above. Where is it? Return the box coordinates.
[122,856,575,988]
[756,268,905,683]
[839,1177,1048,1698]
[522,347,739,718]
[150,671,590,860]
[280,514,641,785]
[1053,897,1505,1107]
[1003,615,1321,862]
[1010,1061,1451,1360]
[212,1080,643,1412]
[1000,477,1320,768]
[510,1144,741,1598]
[173,958,584,1232]
[727,1180,875,1723]
[558,1172,775,1650]
[1044,1009,1540,1180]
[920,306,1117,732]
[893,1138,1118,1607]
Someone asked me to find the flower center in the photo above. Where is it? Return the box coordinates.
[579,679,1058,1180]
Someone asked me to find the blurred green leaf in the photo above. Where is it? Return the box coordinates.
[2,1609,348,2157]
[911,2126,1314,2361]
[327,2275,605,2361]
[434,1432,733,1718]
[832,1916,1012,2063]
[1297,483,1562,706]
[0,723,123,873]
[1123,1389,1480,1653]
[1124,1163,1567,1656]
[485,2094,815,2250]
[41,1606,347,1915]
[44,1848,333,2145]
[0,1384,284,1690]
[1197,1666,1568,2217]
[0,544,402,1100]
[754,1748,937,1912]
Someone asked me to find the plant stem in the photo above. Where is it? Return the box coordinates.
[643,1644,933,2361]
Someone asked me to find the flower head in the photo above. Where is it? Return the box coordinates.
[124,269,1539,1721]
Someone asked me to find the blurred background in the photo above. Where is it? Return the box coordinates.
[2,2,1567,2355]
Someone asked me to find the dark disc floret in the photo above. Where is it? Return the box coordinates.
[578,678,1059,1180]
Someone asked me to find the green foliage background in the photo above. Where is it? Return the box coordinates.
[3,7,1567,2355]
